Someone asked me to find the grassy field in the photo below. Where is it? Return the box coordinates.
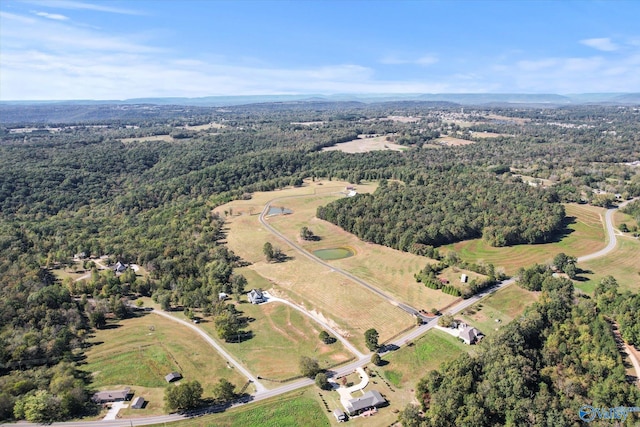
[321,135,406,153]
[166,389,330,427]
[614,210,638,231]
[580,236,640,293]
[458,284,539,337]
[266,191,459,313]
[82,313,247,416]
[449,203,607,275]
[214,180,415,352]
[199,298,354,383]
[380,329,469,389]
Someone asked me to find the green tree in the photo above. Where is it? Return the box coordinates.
[398,403,423,427]
[88,310,106,329]
[319,330,332,344]
[231,274,247,299]
[299,356,321,378]
[371,353,382,366]
[263,242,274,262]
[364,328,379,351]
[164,380,203,412]
[300,226,315,240]
[212,378,236,402]
[14,390,61,423]
[214,309,241,341]
[437,314,454,328]
[315,372,330,390]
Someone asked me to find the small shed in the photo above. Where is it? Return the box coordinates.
[460,274,468,283]
[333,408,347,422]
[130,396,145,409]
[165,372,183,383]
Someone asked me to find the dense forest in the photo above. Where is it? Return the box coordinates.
[317,177,565,248]
[402,275,640,426]
[1,102,639,422]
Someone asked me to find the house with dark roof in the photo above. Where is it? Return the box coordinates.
[92,387,132,404]
[165,372,183,383]
[113,261,127,273]
[248,289,266,304]
[343,390,386,415]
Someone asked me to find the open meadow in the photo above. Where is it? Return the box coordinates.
[166,389,330,427]
[449,203,607,275]
[82,313,247,416]
[580,236,640,293]
[199,298,354,383]
[213,180,416,352]
[380,329,469,390]
[321,135,407,153]
[458,284,539,337]
[266,192,459,312]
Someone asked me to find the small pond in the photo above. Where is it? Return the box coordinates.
[267,207,293,216]
[313,247,355,260]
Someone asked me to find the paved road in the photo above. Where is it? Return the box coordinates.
[11,195,627,427]
[150,310,267,393]
[578,198,635,263]
[260,200,430,321]
[262,292,366,359]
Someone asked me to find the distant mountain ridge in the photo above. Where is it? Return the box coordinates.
[1,93,639,107]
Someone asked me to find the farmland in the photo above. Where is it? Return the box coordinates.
[321,135,407,153]
[214,180,417,351]
[449,203,607,275]
[83,313,247,416]
[167,389,329,427]
[199,299,354,383]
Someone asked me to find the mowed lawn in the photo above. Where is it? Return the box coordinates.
[380,330,469,389]
[459,284,539,337]
[267,192,458,312]
[166,389,330,427]
[83,313,247,415]
[199,299,354,383]
[449,203,607,275]
[215,180,415,353]
[581,236,640,293]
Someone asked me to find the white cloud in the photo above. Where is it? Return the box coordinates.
[380,55,438,66]
[21,0,143,15]
[34,11,69,20]
[580,37,619,52]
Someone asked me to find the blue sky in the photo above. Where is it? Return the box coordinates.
[1,0,639,100]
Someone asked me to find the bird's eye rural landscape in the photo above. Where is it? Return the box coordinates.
[1,1,640,426]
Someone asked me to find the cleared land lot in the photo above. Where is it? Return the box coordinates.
[581,237,640,293]
[83,313,247,416]
[381,329,469,389]
[267,194,459,312]
[214,180,415,352]
[166,389,330,427]
[199,299,353,383]
[121,135,174,143]
[321,135,406,153]
[459,284,539,337]
[435,136,475,146]
[450,203,607,275]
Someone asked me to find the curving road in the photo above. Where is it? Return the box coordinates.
[260,200,431,321]
[578,198,635,263]
[262,292,366,359]
[150,310,266,393]
[11,196,631,427]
